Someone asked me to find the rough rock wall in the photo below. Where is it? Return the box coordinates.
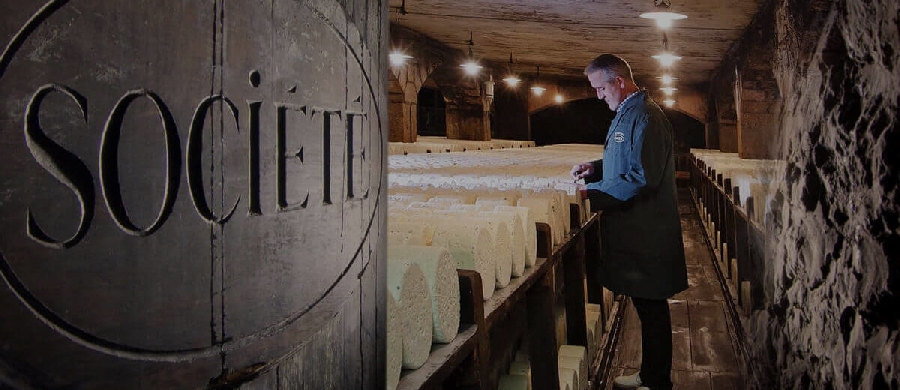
[741,0,900,388]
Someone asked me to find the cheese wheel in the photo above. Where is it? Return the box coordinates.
[559,345,588,390]
[495,205,537,267]
[586,311,601,361]
[517,197,557,245]
[559,357,584,390]
[468,218,512,288]
[388,245,460,343]
[559,367,577,390]
[498,374,529,390]
[387,221,427,246]
[431,224,495,299]
[386,260,432,368]
[484,210,526,277]
[386,294,402,390]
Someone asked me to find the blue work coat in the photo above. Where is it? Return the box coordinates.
[584,91,688,300]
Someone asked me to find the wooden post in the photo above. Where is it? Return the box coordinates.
[536,222,553,259]
[584,220,602,305]
[740,281,752,316]
[527,271,560,390]
[563,233,588,347]
[457,270,487,388]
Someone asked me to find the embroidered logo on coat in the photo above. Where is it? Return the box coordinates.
[614,132,625,143]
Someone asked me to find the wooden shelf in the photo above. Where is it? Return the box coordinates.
[396,209,603,390]
[484,257,550,329]
[396,325,479,390]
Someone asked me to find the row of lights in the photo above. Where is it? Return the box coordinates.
[389,7,688,107]
[639,10,687,108]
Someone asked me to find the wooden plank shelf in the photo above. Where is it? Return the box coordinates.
[484,257,551,329]
[396,325,479,390]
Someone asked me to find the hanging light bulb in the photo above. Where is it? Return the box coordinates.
[503,53,521,87]
[660,87,678,95]
[663,99,675,107]
[460,32,482,76]
[555,94,564,104]
[504,75,522,87]
[461,60,483,76]
[530,66,545,96]
[639,12,687,29]
[659,74,675,85]
[389,50,413,67]
[652,52,681,67]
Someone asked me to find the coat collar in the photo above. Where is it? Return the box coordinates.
[616,90,646,114]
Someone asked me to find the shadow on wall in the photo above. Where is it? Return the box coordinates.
[418,86,446,137]
[530,98,614,146]
[662,107,706,152]
[530,98,707,149]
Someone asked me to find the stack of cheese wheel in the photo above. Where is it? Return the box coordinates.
[559,345,588,390]
[484,210,526,277]
[431,222,495,299]
[495,205,537,266]
[390,245,461,343]
[386,255,431,369]
[691,148,777,225]
[447,205,524,280]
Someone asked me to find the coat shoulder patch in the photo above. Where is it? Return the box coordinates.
[613,132,626,143]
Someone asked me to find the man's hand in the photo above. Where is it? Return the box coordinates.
[570,163,594,180]
[575,183,588,200]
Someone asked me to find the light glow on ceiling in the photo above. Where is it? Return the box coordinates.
[652,52,682,67]
[639,12,688,29]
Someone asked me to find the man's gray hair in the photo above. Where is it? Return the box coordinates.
[584,54,634,82]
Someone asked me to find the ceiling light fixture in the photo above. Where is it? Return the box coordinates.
[530,66,545,96]
[639,12,687,29]
[460,31,483,76]
[389,51,413,67]
[663,99,675,107]
[503,53,521,87]
[660,87,678,95]
[555,94,564,104]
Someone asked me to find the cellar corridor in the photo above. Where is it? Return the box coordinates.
[604,189,746,390]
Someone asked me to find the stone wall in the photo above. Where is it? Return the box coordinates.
[389,24,493,141]
[708,0,781,159]
[712,0,900,388]
[0,1,386,388]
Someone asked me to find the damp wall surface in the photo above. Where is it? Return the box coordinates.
[0,1,387,388]
[712,0,900,388]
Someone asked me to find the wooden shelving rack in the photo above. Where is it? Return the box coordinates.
[397,205,616,390]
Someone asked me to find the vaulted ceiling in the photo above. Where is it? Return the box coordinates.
[388,0,763,92]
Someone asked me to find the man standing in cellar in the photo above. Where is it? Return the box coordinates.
[570,54,687,390]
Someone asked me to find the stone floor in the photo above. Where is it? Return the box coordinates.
[603,189,746,390]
